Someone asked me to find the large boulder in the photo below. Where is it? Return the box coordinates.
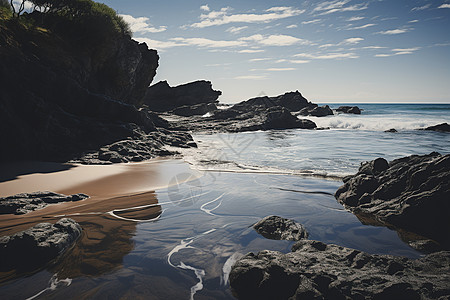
[253,216,308,241]
[143,80,222,112]
[0,191,89,215]
[335,152,450,249]
[230,240,450,300]
[0,218,82,272]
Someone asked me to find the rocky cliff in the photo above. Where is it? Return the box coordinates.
[0,13,179,162]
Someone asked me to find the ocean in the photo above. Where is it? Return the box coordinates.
[1,104,449,299]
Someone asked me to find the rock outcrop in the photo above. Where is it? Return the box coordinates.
[0,218,82,272]
[143,80,222,113]
[253,216,308,241]
[336,106,361,114]
[230,240,450,300]
[335,152,450,249]
[421,123,450,132]
[0,191,89,215]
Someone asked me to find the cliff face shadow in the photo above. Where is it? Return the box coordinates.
[0,161,75,183]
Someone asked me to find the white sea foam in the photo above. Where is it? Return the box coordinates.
[26,274,71,300]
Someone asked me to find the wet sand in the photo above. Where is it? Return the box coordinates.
[0,159,201,283]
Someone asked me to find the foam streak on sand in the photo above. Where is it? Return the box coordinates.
[200,192,226,216]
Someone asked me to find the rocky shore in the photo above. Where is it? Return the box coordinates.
[229,153,450,299]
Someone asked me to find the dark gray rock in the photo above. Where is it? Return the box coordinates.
[253,216,308,241]
[0,191,89,215]
[385,128,398,133]
[336,106,361,114]
[230,239,450,300]
[298,105,334,117]
[0,218,82,272]
[172,103,217,117]
[143,80,222,112]
[421,123,450,132]
[335,152,450,250]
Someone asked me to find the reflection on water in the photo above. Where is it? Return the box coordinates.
[0,166,422,299]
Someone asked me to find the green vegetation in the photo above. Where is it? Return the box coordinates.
[1,0,131,38]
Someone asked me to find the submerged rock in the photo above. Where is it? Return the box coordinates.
[385,128,398,133]
[421,123,450,132]
[0,218,82,272]
[335,152,450,250]
[0,191,89,215]
[336,106,361,114]
[253,216,308,241]
[230,240,450,300]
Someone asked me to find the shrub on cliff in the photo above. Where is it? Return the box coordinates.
[0,0,12,19]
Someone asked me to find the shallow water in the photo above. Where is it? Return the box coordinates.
[0,166,421,299]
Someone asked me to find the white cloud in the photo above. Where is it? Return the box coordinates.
[171,37,246,48]
[226,26,248,34]
[411,4,431,11]
[200,4,210,11]
[240,34,309,46]
[347,23,376,30]
[188,6,305,28]
[290,60,310,64]
[392,47,420,52]
[438,4,450,8]
[238,49,265,53]
[134,37,185,50]
[361,46,387,49]
[120,14,167,33]
[294,52,359,59]
[408,19,419,23]
[377,28,409,35]
[286,24,298,28]
[347,16,365,21]
[234,75,268,80]
[275,59,288,63]
[302,19,322,25]
[375,47,420,57]
[249,58,271,62]
[266,68,297,71]
[313,0,368,15]
[319,37,364,48]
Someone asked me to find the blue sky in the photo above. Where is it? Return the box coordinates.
[99,0,450,103]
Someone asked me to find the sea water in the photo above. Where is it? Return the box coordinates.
[1,104,449,299]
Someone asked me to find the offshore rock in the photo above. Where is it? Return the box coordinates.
[421,123,450,132]
[143,80,222,112]
[335,152,450,250]
[253,216,308,241]
[0,218,82,272]
[0,191,89,215]
[298,105,334,117]
[230,240,450,300]
[336,106,361,114]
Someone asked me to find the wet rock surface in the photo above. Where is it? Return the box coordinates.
[0,218,82,272]
[0,191,89,215]
[230,239,450,300]
[298,105,334,117]
[253,216,308,241]
[335,152,450,250]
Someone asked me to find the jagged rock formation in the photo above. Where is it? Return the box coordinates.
[230,240,450,300]
[253,216,308,241]
[0,191,88,215]
[143,80,222,113]
[0,218,82,272]
[336,106,361,114]
[168,91,318,132]
[335,152,450,250]
[298,105,334,117]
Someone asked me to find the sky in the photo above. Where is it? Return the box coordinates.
[99,1,447,103]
